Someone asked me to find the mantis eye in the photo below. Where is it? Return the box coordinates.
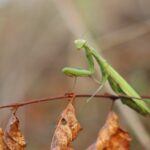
[74,39,87,49]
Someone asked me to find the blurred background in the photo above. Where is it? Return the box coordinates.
[0,0,150,149]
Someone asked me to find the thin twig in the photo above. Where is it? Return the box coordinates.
[0,93,149,109]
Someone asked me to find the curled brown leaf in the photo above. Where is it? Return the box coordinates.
[50,101,81,150]
[87,112,131,150]
[0,128,4,150]
[3,112,26,150]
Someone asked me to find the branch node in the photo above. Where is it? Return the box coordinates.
[65,92,76,103]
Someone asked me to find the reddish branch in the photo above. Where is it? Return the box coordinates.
[0,93,149,110]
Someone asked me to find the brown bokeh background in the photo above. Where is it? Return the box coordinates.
[0,0,150,149]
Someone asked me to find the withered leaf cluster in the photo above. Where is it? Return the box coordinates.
[87,112,131,150]
[0,113,26,150]
[50,101,81,150]
[0,100,131,150]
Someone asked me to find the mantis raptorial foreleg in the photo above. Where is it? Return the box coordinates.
[62,41,94,77]
[62,39,150,116]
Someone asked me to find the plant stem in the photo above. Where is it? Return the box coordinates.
[0,93,149,110]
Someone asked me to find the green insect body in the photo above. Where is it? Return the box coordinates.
[62,39,150,116]
[88,47,150,115]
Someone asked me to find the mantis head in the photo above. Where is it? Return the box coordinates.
[74,39,87,49]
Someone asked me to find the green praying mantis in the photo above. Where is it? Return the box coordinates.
[62,39,150,116]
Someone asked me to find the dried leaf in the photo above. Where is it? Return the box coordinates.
[0,128,5,150]
[51,101,81,150]
[4,112,26,150]
[87,112,131,150]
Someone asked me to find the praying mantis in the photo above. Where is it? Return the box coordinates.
[62,39,150,116]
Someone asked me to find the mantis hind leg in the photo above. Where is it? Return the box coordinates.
[86,74,109,102]
[86,83,105,102]
[91,76,101,84]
